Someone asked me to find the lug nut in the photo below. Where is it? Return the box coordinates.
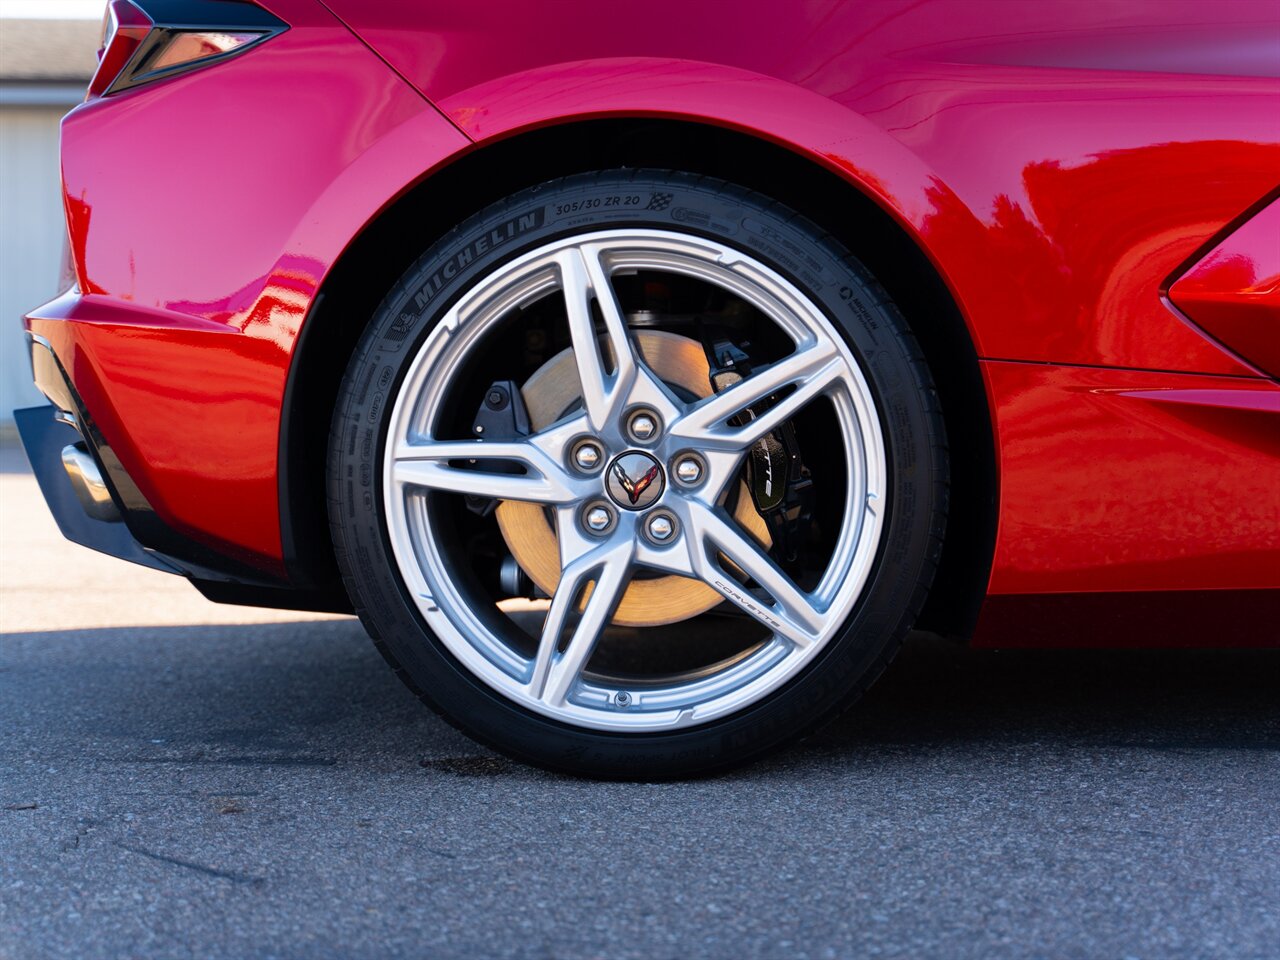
[646,513,676,542]
[627,410,660,442]
[573,441,603,471]
[584,505,613,534]
[674,456,703,485]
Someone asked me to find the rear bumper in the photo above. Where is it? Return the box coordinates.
[18,333,352,614]
[16,402,178,574]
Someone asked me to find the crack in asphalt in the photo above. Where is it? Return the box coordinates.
[105,756,338,767]
[112,841,264,886]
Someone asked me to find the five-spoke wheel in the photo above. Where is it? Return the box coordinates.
[330,172,945,776]
[384,230,885,730]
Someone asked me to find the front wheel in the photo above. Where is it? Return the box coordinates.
[328,170,947,777]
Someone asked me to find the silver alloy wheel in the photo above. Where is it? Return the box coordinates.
[383,229,887,732]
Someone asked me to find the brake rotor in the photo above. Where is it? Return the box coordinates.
[495,329,770,627]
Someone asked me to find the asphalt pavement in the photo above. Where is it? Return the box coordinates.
[2,443,1278,959]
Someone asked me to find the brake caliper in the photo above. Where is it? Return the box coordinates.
[705,337,814,568]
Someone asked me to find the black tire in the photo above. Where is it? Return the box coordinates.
[328,169,947,778]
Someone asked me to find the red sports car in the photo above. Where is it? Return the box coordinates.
[17,0,1279,776]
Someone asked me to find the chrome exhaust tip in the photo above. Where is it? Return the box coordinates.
[60,443,121,522]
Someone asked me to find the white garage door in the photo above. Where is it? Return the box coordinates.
[1,104,70,427]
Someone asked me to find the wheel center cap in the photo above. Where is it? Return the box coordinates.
[605,451,665,509]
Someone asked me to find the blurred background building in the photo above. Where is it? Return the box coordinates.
[0,13,99,437]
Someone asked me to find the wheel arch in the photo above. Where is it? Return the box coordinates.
[282,117,996,637]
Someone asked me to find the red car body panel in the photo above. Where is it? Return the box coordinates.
[327,0,1280,376]
[32,7,470,573]
[982,362,1280,595]
[23,0,1280,642]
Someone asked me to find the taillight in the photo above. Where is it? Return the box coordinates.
[87,0,287,100]
[89,1,152,98]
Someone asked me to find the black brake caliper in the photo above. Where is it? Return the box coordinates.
[704,337,814,570]
[464,380,531,517]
